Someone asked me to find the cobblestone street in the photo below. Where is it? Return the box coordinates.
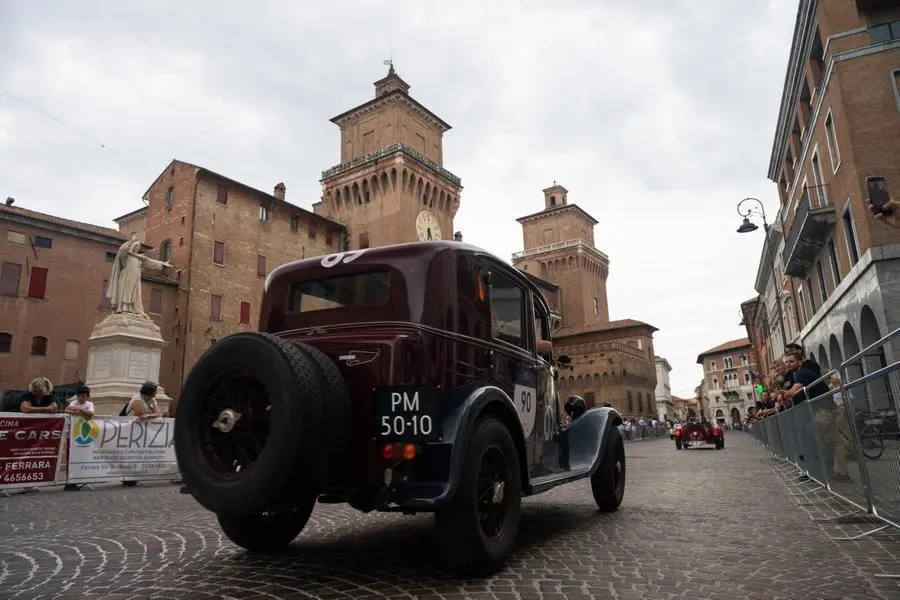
[1,433,898,600]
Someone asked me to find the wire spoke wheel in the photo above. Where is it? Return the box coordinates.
[198,372,272,477]
[476,447,510,539]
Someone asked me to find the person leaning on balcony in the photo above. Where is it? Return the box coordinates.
[19,377,58,414]
[866,195,900,229]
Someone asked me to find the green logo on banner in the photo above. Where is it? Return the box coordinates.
[73,419,100,446]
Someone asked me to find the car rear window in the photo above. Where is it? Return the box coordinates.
[287,269,391,313]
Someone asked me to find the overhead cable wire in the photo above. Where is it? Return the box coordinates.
[0,86,154,173]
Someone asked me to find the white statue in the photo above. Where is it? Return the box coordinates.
[106,232,172,315]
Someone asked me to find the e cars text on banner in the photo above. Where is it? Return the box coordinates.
[67,417,177,483]
[0,412,67,490]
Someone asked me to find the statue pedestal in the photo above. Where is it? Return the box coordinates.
[83,312,171,416]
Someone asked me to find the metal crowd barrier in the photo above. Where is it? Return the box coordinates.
[747,327,900,580]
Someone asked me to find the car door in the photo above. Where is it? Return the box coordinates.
[530,295,556,479]
[484,265,538,451]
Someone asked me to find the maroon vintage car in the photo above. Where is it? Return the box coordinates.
[174,241,625,576]
[675,420,724,450]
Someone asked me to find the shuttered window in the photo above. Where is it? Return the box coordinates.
[27,267,48,298]
[210,294,222,320]
[0,262,22,296]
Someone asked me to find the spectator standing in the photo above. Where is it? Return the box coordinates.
[125,381,163,420]
[19,377,58,414]
[65,385,95,419]
[16,377,57,493]
[819,374,852,483]
[62,385,95,492]
[783,351,829,404]
[122,381,163,487]
[784,343,821,379]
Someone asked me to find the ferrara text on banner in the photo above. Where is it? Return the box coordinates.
[0,413,68,490]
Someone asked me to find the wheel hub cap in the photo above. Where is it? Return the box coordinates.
[212,408,242,433]
[491,481,505,504]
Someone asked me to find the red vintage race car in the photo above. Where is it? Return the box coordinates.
[674,421,724,450]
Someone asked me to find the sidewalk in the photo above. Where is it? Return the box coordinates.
[753,434,900,600]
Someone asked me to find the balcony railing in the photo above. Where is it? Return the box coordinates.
[511,238,609,262]
[320,142,462,185]
[782,185,836,278]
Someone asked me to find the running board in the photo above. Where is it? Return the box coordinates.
[528,469,590,495]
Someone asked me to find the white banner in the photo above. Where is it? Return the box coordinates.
[67,416,177,482]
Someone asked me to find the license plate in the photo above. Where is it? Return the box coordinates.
[372,387,442,442]
[865,418,883,426]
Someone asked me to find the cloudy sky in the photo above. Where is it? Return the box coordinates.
[1,0,796,397]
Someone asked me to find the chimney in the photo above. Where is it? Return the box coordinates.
[274,183,286,201]
[4,197,14,206]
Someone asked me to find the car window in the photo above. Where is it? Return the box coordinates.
[489,270,525,348]
[287,270,390,313]
[533,296,550,343]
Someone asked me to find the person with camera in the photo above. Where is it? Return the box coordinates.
[865,193,900,228]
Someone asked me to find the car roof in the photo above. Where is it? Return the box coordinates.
[266,240,551,314]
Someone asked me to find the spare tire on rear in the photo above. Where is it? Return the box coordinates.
[174,332,328,516]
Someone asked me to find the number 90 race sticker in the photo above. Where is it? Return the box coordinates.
[513,370,537,438]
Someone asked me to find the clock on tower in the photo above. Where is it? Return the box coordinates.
[416,210,442,241]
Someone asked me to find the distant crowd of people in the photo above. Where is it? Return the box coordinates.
[5,377,170,493]
[747,343,831,421]
[11,377,167,419]
[620,416,672,441]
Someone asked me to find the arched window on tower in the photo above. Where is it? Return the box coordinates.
[549,195,556,206]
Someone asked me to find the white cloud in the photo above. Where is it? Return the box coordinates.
[0,0,797,397]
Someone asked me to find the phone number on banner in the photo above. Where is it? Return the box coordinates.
[0,458,55,484]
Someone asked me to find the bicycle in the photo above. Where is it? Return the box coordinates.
[839,412,885,460]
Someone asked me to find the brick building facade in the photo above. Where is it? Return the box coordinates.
[111,162,346,398]
[511,186,658,418]
[746,0,900,385]
[696,337,757,425]
[0,201,177,394]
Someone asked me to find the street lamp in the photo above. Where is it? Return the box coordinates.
[735,195,789,376]
[736,197,769,234]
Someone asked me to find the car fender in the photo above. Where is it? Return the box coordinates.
[564,406,623,476]
[436,384,530,504]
